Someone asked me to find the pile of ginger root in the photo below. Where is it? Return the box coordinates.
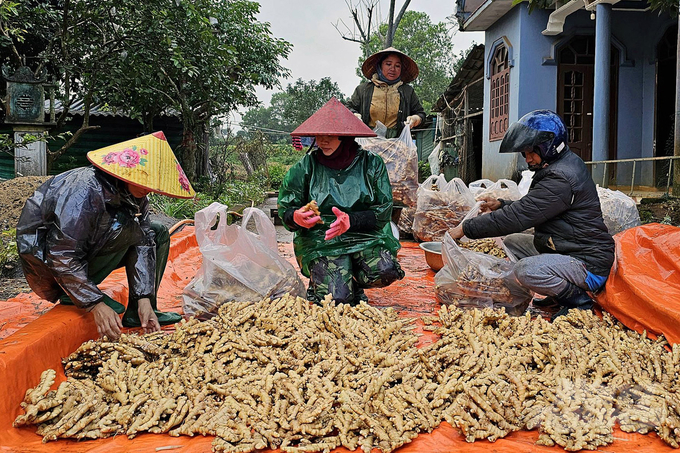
[15,295,680,452]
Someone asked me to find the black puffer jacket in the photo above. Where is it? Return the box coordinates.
[16,166,156,310]
[463,149,615,276]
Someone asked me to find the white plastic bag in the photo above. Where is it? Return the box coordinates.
[356,124,419,207]
[428,143,441,176]
[518,170,534,198]
[434,234,531,316]
[182,202,304,317]
[412,175,476,242]
[474,179,521,202]
[597,187,641,235]
[468,179,495,199]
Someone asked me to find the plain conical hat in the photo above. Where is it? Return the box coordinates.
[291,97,377,137]
[362,47,419,83]
[87,131,195,199]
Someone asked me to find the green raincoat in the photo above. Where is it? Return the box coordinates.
[278,147,400,277]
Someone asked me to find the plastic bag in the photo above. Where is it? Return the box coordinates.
[434,234,531,315]
[597,187,641,235]
[428,143,441,176]
[473,179,521,202]
[412,175,476,242]
[356,124,419,207]
[518,170,534,198]
[468,179,494,198]
[182,203,304,317]
[397,206,416,235]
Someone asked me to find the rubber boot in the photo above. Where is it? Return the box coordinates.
[531,295,559,309]
[60,294,125,314]
[550,283,594,321]
[353,287,369,305]
[122,222,182,327]
[122,298,182,327]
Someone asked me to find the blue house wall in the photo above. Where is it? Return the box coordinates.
[481,3,676,186]
[482,7,523,181]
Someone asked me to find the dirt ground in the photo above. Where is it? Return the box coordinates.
[637,197,680,226]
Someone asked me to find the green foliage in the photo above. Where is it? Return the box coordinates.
[0,228,18,271]
[418,160,432,183]
[268,144,304,166]
[648,0,678,16]
[241,77,346,140]
[0,0,292,178]
[361,11,455,112]
[267,163,288,190]
[149,178,266,220]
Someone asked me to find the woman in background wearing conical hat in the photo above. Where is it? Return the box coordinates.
[278,97,405,305]
[346,47,426,138]
[16,131,195,340]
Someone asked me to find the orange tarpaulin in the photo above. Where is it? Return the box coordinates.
[0,225,678,452]
[595,223,680,345]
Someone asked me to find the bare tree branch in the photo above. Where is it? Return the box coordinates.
[333,0,381,51]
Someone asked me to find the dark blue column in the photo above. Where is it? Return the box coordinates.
[592,3,612,182]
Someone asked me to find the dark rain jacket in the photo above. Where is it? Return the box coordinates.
[278,147,400,277]
[462,149,615,276]
[346,81,426,136]
[16,166,157,310]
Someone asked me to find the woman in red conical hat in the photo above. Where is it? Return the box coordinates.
[278,98,405,305]
[347,47,426,138]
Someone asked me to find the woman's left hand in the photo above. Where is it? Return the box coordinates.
[325,207,350,240]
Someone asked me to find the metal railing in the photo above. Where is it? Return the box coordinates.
[584,155,680,195]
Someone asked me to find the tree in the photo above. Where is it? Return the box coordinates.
[0,0,292,180]
[361,11,455,112]
[241,77,346,141]
[278,78,346,130]
[240,97,288,143]
[334,0,411,56]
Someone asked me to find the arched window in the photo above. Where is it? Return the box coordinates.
[489,45,509,141]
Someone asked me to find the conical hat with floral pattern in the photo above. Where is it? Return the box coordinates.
[87,131,195,198]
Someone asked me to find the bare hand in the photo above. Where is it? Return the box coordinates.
[91,302,123,340]
[479,197,502,213]
[448,223,465,240]
[137,298,161,334]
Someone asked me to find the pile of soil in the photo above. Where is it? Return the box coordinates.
[0,176,50,231]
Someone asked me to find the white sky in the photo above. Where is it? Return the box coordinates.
[230,1,483,129]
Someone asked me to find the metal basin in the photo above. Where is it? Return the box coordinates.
[419,241,444,271]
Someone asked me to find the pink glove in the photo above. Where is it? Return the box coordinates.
[293,207,321,229]
[325,207,350,240]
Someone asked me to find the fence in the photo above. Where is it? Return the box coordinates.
[585,155,680,195]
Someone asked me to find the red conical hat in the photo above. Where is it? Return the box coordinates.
[290,97,377,137]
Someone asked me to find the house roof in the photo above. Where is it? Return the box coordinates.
[44,100,180,118]
[433,44,485,113]
[457,0,516,31]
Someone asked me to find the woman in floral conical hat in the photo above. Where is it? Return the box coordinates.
[16,131,195,339]
[278,97,405,305]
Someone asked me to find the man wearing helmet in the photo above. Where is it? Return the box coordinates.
[448,110,615,320]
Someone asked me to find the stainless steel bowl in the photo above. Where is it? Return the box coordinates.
[419,241,444,271]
